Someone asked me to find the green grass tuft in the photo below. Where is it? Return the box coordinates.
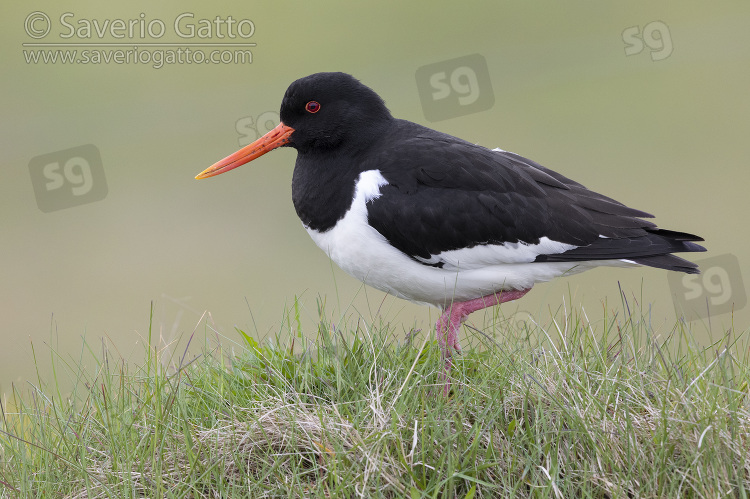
[1,298,749,497]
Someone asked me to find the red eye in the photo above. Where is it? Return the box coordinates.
[305,101,321,113]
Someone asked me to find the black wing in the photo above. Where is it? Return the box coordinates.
[365,121,705,273]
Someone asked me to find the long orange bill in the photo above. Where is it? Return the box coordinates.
[195,122,295,179]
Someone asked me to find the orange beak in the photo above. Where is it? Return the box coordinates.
[195,122,295,179]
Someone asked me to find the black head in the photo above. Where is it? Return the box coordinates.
[280,72,393,154]
[196,72,392,179]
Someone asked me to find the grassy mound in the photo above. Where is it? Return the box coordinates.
[2,299,748,497]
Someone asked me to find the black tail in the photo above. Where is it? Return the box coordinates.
[630,229,705,274]
[535,228,706,273]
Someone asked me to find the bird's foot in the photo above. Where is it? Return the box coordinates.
[436,310,464,395]
[435,288,532,395]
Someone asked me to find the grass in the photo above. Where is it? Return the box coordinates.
[1,295,749,498]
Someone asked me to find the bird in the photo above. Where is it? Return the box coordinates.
[196,72,705,385]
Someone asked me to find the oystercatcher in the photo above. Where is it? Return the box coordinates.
[196,72,705,380]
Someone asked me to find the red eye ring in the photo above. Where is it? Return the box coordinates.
[305,101,321,113]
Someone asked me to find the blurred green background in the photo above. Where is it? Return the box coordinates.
[2,2,749,396]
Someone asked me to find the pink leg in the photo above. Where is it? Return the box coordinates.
[436,288,531,393]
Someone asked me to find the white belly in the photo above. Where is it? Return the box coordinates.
[305,170,631,308]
